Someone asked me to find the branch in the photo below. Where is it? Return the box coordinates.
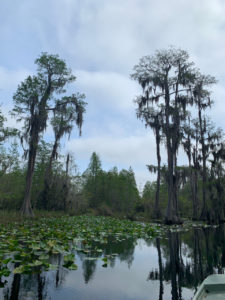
[46,98,77,111]
[155,88,192,99]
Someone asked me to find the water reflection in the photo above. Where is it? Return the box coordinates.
[2,225,225,299]
[3,273,46,300]
[149,226,225,299]
[76,237,136,284]
[9,272,21,300]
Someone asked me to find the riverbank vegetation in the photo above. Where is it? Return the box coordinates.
[0,48,224,225]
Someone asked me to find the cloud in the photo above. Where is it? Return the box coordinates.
[2,0,225,76]
[0,66,31,129]
[32,0,225,75]
[0,66,29,91]
[210,83,225,128]
[75,70,140,112]
[67,134,154,163]
[0,0,224,189]
[66,133,170,186]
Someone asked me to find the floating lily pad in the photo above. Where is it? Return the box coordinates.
[0,215,157,278]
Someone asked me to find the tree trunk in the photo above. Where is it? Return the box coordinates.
[186,119,199,220]
[48,138,58,178]
[173,153,179,216]
[193,229,203,290]
[41,137,59,209]
[198,109,208,221]
[173,93,179,219]
[164,72,180,224]
[169,232,179,300]
[191,170,198,220]
[200,151,208,220]
[20,136,38,217]
[165,143,178,224]
[204,229,213,274]
[37,274,45,300]
[62,153,70,211]
[156,238,163,300]
[21,90,50,217]
[218,178,225,223]
[190,151,198,220]
[193,136,199,220]
[154,128,161,219]
[10,270,21,300]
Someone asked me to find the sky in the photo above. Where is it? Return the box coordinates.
[0,0,225,189]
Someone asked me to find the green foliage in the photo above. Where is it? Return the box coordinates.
[0,109,19,145]
[132,47,224,223]
[83,152,104,208]
[82,153,140,215]
[11,52,86,216]
[0,50,223,224]
[32,140,52,207]
[0,215,156,286]
[0,142,25,210]
[142,180,168,218]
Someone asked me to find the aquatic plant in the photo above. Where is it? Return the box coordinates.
[0,215,156,286]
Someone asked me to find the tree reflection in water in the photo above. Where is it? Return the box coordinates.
[148,225,225,299]
[3,273,46,300]
[76,237,137,284]
[3,225,225,299]
[9,272,21,300]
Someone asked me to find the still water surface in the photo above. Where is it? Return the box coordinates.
[1,224,225,300]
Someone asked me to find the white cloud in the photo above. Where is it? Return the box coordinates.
[210,83,225,128]
[0,0,224,189]
[75,70,140,112]
[36,0,225,75]
[67,134,154,163]
[0,66,29,91]
[66,133,169,186]
[0,66,30,129]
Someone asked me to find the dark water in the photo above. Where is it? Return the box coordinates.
[1,224,225,300]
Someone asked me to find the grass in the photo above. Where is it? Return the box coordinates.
[0,210,68,225]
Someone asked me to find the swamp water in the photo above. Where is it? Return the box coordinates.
[1,221,225,300]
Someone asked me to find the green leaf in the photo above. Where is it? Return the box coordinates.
[30,260,42,267]
[13,265,25,274]
[46,264,58,271]
[39,254,49,261]
[63,253,75,262]
[102,257,108,263]
[68,263,78,270]
[2,258,12,264]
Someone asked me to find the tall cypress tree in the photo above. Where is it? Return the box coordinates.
[12,53,86,216]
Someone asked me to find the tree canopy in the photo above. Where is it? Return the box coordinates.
[12,53,86,216]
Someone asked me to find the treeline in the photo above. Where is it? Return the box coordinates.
[0,52,140,218]
[0,133,223,224]
[0,144,140,217]
[0,49,224,224]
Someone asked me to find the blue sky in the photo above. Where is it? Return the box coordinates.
[0,0,225,189]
